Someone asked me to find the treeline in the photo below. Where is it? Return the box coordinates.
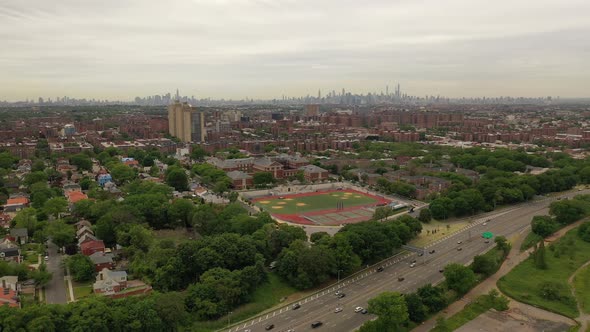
[427,148,588,219]
[531,195,590,238]
[276,215,422,289]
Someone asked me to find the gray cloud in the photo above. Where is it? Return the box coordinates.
[0,0,589,100]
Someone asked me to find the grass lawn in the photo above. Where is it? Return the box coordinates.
[498,227,590,318]
[409,219,469,247]
[573,264,590,314]
[255,191,378,215]
[431,291,509,332]
[154,228,196,244]
[72,281,93,300]
[193,273,297,332]
[24,252,39,265]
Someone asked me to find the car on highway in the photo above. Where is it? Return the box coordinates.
[485,239,490,243]
[377,266,384,272]
[337,293,346,298]
[457,240,462,244]
[398,277,405,281]
[418,252,424,256]
[355,306,364,313]
[410,259,417,263]
[439,269,444,273]
[292,303,301,310]
[334,307,343,313]
[410,262,416,268]
[483,222,487,226]
[265,324,274,330]
[457,247,463,251]
[429,249,436,254]
[361,309,368,314]
[311,321,323,328]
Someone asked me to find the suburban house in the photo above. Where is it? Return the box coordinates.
[0,276,19,292]
[93,268,128,295]
[9,228,28,245]
[66,191,89,205]
[89,252,114,272]
[0,213,12,229]
[78,233,98,246]
[75,220,92,231]
[0,247,21,263]
[3,197,29,213]
[226,171,253,190]
[76,226,94,239]
[80,240,105,256]
[0,281,19,308]
[97,173,113,187]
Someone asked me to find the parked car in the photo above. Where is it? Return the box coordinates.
[44,255,49,261]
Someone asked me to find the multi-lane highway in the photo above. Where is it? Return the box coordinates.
[225,190,587,332]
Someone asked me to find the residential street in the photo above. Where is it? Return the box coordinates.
[44,241,67,304]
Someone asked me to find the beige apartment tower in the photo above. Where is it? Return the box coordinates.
[168,101,206,142]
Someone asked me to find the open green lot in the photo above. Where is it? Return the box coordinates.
[573,264,590,314]
[498,227,590,318]
[254,191,379,215]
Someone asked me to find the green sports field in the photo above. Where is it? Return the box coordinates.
[253,190,380,215]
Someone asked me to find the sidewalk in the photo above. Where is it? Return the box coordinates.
[413,219,587,332]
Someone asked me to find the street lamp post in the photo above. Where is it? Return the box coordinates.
[227,311,232,328]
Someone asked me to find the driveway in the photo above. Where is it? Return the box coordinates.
[44,240,67,304]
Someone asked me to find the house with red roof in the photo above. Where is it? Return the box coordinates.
[80,240,105,256]
[3,197,29,213]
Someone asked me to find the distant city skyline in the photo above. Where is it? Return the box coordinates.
[1,0,589,101]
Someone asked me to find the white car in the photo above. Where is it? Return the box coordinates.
[334,307,343,313]
[457,240,462,244]
[355,307,364,313]
[410,262,416,268]
[483,222,487,226]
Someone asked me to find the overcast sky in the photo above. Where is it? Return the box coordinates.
[1,0,589,101]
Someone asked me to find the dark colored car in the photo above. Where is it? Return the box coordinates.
[410,259,417,263]
[418,252,424,256]
[457,247,463,251]
[361,309,368,314]
[337,293,346,298]
[439,269,444,273]
[398,277,405,281]
[265,324,274,330]
[311,321,323,328]
[429,249,436,254]
[377,266,384,272]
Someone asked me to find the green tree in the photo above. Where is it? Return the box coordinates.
[67,254,95,282]
[46,220,75,248]
[472,254,497,276]
[167,199,196,228]
[165,167,189,191]
[110,164,136,185]
[418,209,432,222]
[578,222,590,242]
[367,291,409,328]
[24,171,49,186]
[531,215,558,237]
[13,207,38,237]
[443,263,477,294]
[404,293,428,323]
[494,236,511,254]
[0,152,17,169]
[417,284,447,313]
[253,172,275,187]
[70,154,93,171]
[373,206,394,221]
[43,197,68,219]
[534,241,548,270]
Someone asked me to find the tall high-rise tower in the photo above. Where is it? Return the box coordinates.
[168,101,205,142]
[175,89,180,100]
